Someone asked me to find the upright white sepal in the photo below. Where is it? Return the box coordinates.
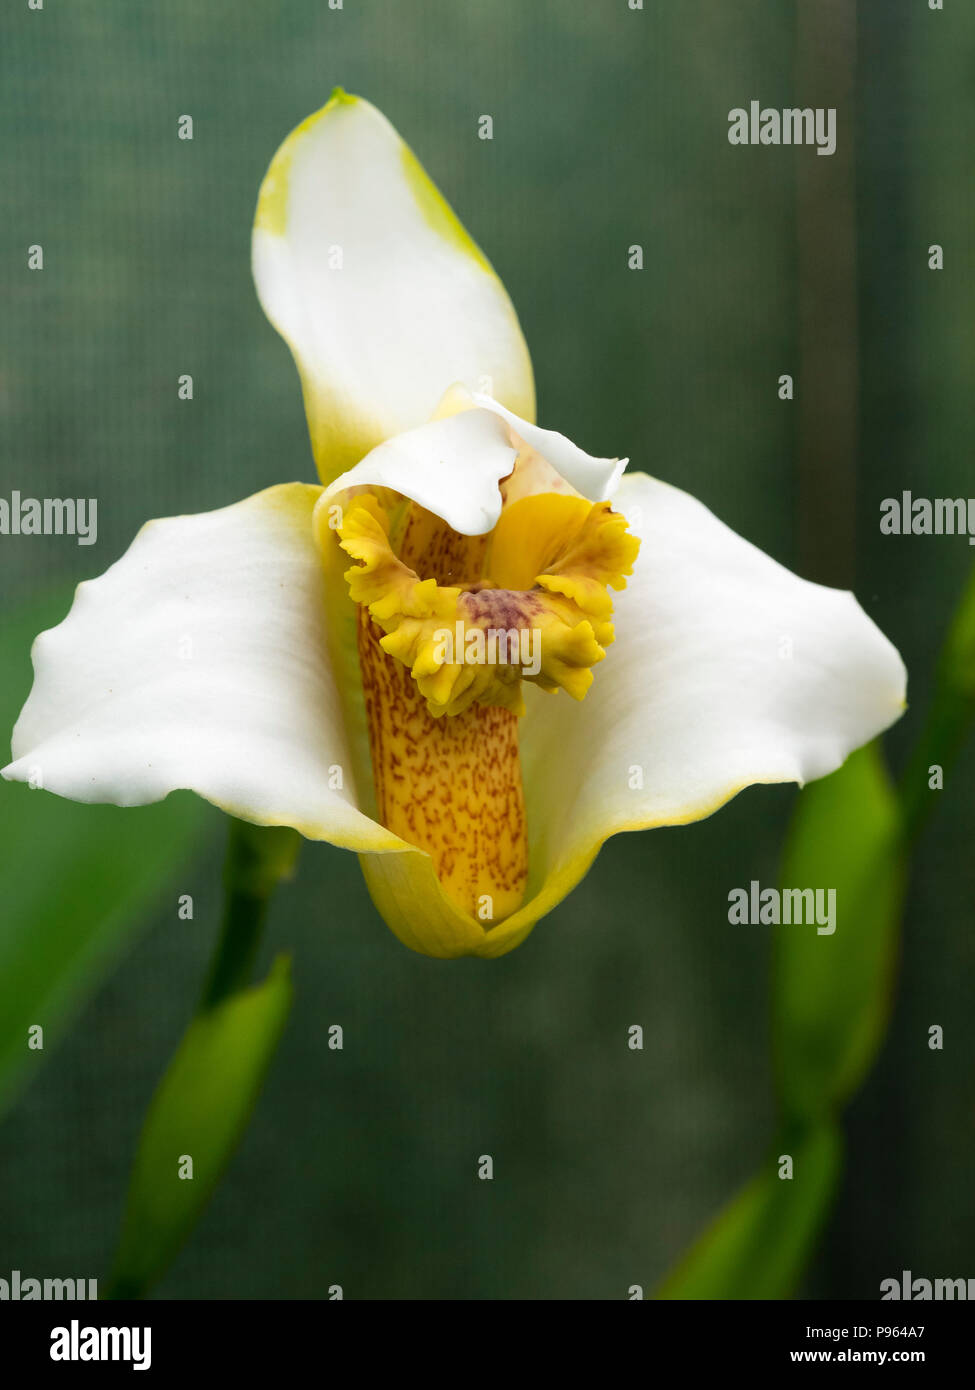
[252,91,536,480]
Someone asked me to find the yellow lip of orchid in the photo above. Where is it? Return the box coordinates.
[329,487,639,720]
[2,92,908,959]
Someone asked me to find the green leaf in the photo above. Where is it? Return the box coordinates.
[901,563,975,838]
[772,742,905,1123]
[107,955,293,1298]
[0,591,213,1114]
[657,1121,841,1299]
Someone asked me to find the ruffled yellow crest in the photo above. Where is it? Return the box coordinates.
[329,491,640,719]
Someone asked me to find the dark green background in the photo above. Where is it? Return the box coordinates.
[1,0,972,1297]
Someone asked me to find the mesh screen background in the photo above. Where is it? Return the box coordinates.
[0,0,972,1299]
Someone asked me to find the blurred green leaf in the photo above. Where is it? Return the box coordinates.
[0,591,214,1114]
[202,819,301,1008]
[108,955,293,1298]
[657,1121,841,1300]
[901,563,975,839]
[772,743,905,1124]
[937,564,975,695]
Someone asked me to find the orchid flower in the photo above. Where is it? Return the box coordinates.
[3,91,906,960]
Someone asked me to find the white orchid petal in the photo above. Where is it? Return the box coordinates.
[471,392,627,501]
[518,471,907,885]
[322,408,518,536]
[321,400,625,536]
[2,484,401,852]
[252,91,535,480]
